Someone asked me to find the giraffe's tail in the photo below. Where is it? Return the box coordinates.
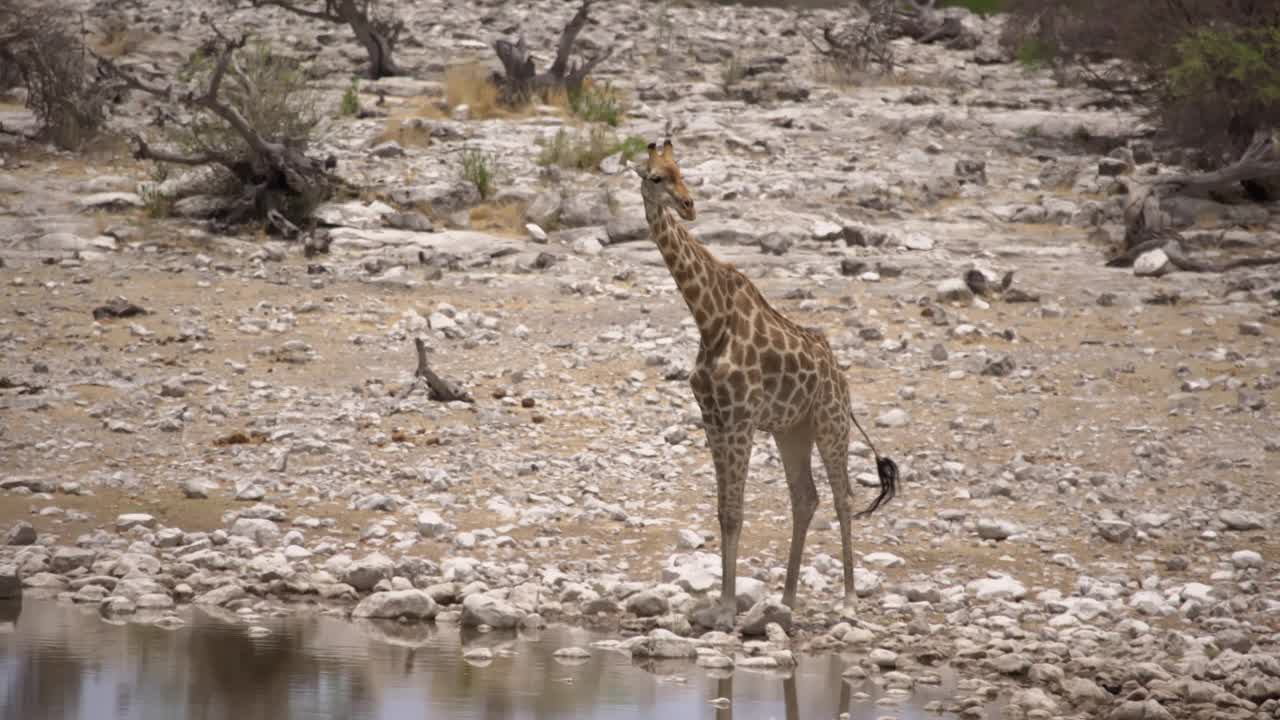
[847,405,898,519]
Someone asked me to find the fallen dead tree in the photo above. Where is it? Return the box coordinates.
[1106,135,1280,275]
[1151,129,1280,203]
[491,0,610,105]
[802,0,897,74]
[99,20,336,234]
[246,0,404,79]
[890,0,978,49]
[800,0,977,74]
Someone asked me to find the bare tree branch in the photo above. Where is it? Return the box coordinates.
[130,133,230,166]
[401,338,473,403]
[550,0,593,80]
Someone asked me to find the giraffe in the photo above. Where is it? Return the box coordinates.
[637,140,898,630]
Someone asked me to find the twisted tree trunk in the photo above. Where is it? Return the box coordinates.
[252,0,403,79]
[492,0,611,105]
[1106,169,1280,273]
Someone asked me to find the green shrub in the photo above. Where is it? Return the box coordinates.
[1002,1,1280,161]
[1164,26,1280,158]
[537,127,648,171]
[339,78,360,116]
[720,55,746,91]
[568,82,623,126]
[614,135,648,163]
[460,147,496,199]
[140,184,174,218]
[172,41,319,164]
[1169,27,1280,105]
[1015,38,1054,67]
[941,0,1005,15]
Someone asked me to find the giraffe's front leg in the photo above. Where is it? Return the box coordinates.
[707,423,752,632]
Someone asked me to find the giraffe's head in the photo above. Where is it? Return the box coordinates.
[640,139,695,221]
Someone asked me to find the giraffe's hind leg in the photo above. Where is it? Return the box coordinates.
[773,421,817,610]
[816,409,856,610]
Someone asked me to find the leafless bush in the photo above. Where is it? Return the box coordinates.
[803,0,898,76]
[0,0,116,149]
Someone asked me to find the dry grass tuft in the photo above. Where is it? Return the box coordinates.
[93,28,152,58]
[443,62,575,120]
[445,63,504,119]
[469,201,527,236]
[372,97,446,147]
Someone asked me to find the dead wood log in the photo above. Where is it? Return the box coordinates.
[1162,242,1280,273]
[1108,178,1280,272]
[886,0,976,48]
[249,0,403,79]
[1152,129,1280,200]
[492,0,611,105]
[401,338,473,403]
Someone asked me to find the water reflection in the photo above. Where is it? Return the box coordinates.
[1,600,981,720]
[0,598,19,627]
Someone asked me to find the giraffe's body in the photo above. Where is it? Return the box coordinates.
[638,141,894,629]
[646,207,850,436]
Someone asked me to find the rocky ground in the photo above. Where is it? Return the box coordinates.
[2,1,1279,718]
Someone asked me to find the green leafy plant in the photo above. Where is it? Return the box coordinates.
[139,184,173,218]
[615,135,648,163]
[941,0,1005,14]
[339,77,360,116]
[536,127,648,171]
[1001,1,1280,162]
[461,147,496,199]
[1168,27,1280,105]
[148,162,171,184]
[568,81,623,126]
[720,55,746,91]
[1015,38,1055,67]
[172,41,319,165]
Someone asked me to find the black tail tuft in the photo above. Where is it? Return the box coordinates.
[854,456,898,519]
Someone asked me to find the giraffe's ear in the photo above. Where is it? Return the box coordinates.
[646,142,659,165]
[661,139,674,160]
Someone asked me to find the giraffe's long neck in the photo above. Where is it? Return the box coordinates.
[645,203,729,348]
